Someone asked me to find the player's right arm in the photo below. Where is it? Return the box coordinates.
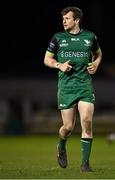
[44,51,60,69]
[44,35,60,69]
[44,35,72,72]
[44,51,72,72]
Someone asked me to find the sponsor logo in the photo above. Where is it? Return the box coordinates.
[59,43,69,47]
[60,51,89,58]
[71,38,80,41]
[62,39,67,43]
[60,104,66,107]
[92,93,95,101]
[49,42,55,48]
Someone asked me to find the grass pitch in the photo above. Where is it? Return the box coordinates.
[0,134,115,179]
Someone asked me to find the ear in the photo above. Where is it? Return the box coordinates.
[75,18,80,24]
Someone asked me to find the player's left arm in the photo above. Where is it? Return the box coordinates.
[87,35,102,74]
[87,48,102,74]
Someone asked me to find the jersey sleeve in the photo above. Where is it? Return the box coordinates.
[91,35,100,53]
[47,35,58,54]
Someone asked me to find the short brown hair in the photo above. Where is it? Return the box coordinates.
[61,6,83,24]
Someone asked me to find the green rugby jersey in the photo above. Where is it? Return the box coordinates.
[47,29,100,89]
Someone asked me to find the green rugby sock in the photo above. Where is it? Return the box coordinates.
[59,138,67,150]
[81,138,93,163]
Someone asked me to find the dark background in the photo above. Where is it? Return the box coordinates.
[0,0,115,79]
[0,1,115,135]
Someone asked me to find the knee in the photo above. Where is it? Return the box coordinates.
[59,125,72,138]
[64,124,73,132]
[60,124,73,136]
[82,118,92,135]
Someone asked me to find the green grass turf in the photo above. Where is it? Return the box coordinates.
[0,134,115,179]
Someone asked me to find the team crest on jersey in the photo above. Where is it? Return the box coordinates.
[84,39,91,46]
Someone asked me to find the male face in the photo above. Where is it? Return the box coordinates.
[62,11,79,31]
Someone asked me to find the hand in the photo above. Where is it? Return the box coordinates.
[87,62,97,74]
[59,60,72,73]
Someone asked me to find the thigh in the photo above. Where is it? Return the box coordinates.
[61,107,77,127]
[78,101,94,122]
[78,101,94,137]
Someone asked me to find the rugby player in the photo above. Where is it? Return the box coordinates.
[44,6,102,172]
